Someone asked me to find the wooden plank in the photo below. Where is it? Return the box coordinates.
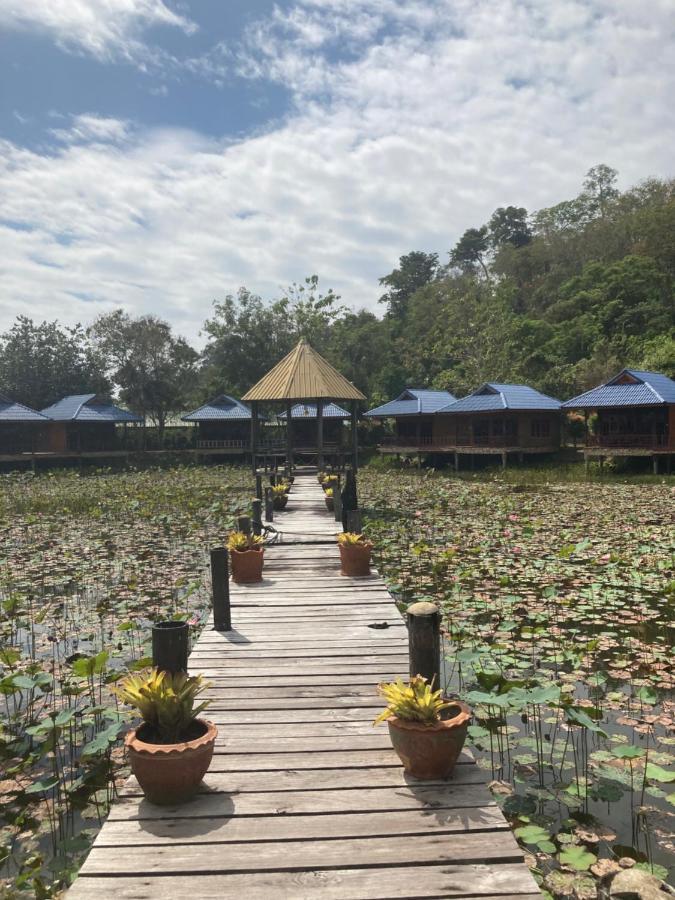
[68,867,540,900]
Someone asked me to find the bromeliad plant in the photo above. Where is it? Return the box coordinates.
[337,531,367,545]
[113,667,211,743]
[374,675,451,725]
[337,531,373,576]
[271,483,289,510]
[226,531,264,552]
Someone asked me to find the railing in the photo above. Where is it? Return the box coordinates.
[587,433,669,449]
[197,440,247,450]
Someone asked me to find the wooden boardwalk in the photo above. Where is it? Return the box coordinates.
[69,474,540,899]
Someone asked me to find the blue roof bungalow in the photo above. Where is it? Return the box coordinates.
[277,402,349,451]
[434,383,562,468]
[364,389,456,449]
[40,394,142,453]
[0,394,50,455]
[562,369,675,473]
[182,394,256,451]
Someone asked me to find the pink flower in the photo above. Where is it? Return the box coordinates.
[508,514,519,522]
[512,546,522,554]
[414,510,423,517]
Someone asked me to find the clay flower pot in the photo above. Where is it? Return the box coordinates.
[230,547,264,583]
[325,495,334,511]
[386,701,471,779]
[125,719,217,805]
[339,541,373,577]
[272,494,288,511]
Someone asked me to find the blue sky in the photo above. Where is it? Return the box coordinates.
[0,0,673,343]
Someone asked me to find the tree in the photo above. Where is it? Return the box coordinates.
[448,227,490,279]
[582,164,619,219]
[378,251,439,320]
[89,311,198,439]
[489,206,531,248]
[0,316,109,409]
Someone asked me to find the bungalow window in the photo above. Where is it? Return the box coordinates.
[531,419,551,438]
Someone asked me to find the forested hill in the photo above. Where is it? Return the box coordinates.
[1,165,673,420]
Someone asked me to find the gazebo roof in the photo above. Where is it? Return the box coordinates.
[242,339,365,402]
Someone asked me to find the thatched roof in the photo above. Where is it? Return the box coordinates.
[242,340,365,402]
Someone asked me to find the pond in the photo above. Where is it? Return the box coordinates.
[360,469,675,895]
[0,465,251,896]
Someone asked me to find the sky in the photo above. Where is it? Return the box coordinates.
[0,0,674,345]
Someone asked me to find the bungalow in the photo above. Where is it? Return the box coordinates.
[182,395,255,451]
[40,394,143,452]
[562,369,675,473]
[277,402,349,449]
[364,389,457,448]
[0,394,49,455]
[434,383,562,467]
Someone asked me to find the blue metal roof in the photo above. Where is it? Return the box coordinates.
[562,369,675,409]
[278,402,349,419]
[41,394,143,423]
[182,395,254,422]
[364,389,456,418]
[438,383,561,414]
[0,394,49,422]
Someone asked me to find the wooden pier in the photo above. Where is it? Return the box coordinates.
[68,474,540,899]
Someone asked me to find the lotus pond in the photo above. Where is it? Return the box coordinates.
[0,465,251,897]
[360,468,675,896]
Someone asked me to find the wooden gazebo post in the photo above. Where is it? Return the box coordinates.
[316,399,324,470]
[351,400,359,472]
[286,401,294,474]
[250,401,259,474]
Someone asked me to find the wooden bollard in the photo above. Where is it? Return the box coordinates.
[237,515,251,535]
[255,473,263,500]
[407,601,441,686]
[270,473,277,487]
[251,499,262,535]
[152,621,189,675]
[346,509,362,533]
[210,547,231,631]
[333,476,342,522]
[264,487,274,522]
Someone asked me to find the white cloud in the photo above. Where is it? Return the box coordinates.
[0,0,196,63]
[0,0,673,345]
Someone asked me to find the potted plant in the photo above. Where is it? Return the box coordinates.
[321,474,338,492]
[271,483,289,510]
[227,531,264,583]
[324,487,334,511]
[374,676,470,779]
[114,667,217,805]
[337,532,373,576]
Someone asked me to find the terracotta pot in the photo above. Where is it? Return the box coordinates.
[325,495,334,511]
[386,701,471,779]
[339,541,372,576]
[272,494,288,510]
[125,718,217,805]
[230,547,264,583]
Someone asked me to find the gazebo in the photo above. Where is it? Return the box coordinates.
[242,339,365,472]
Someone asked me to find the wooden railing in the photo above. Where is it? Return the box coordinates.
[588,433,669,449]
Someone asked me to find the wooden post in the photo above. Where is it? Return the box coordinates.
[346,509,362,533]
[653,455,659,475]
[152,621,189,675]
[251,499,262,535]
[333,474,342,522]
[264,487,274,522]
[255,473,263,500]
[351,400,359,472]
[407,601,441,686]
[237,515,251,535]
[501,451,507,470]
[317,398,324,471]
[210,548,231,631]
[286,401,294,473]
[250,401,259,475]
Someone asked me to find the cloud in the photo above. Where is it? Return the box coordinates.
[0,0,673,345]
[0,0,196,64]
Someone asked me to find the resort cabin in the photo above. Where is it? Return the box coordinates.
[434,383,562,467]
[182,395,256,451]
[277,402,349,451]
[0,394,49,455]
[364,389,456,449]
[562,369,675,472]
[40,394,143,453]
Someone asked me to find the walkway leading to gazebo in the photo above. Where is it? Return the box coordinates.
[67,474,539,899]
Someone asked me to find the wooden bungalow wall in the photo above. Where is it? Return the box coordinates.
[432,411,561,449]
